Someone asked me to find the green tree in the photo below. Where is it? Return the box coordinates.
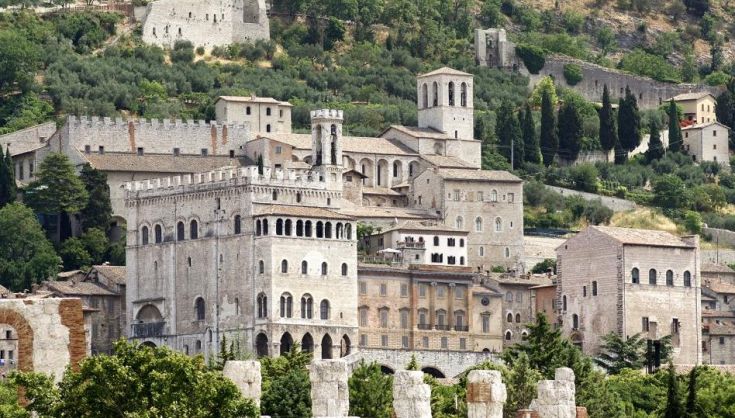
[0,30,41,94]
[540,89,558,167]
[668,100,684,153]
[681,52,697,82]
[617,86,641,160]
[79,164,112,232]
[171,40,195,63]
[563,63,583,85]
[505,353,542,414]
[324,17,346,50]
[685,366,698,417]
[531,258,556,274]
[349,361,393,418]
[495,101,523,167]
[59,237,92,270]
[0,146,16,208]
[594,332,646,374]
[530,76,558,107]
[521,103,541,164]
[557,101,583,162]
[480,0,503,27]
[664,363,683,418]
[261,346,311,417]
[0,203,60,291]
[599,85,617,157]
[645,120,664,162]
[516,44,546,74]
[406,354,419,370]
[80,228,109,265]
[653,174,690,209]
[503,313,569,378]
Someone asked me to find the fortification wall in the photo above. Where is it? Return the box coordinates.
[63,116,250,156]
[141,0,269,49]
[544,185,637,212]
[530,55,723,109]
[0,122,57,156]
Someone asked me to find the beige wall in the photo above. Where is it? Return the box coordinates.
[216,100,292,133]
[682,124,730,167]
[679,96,717,125]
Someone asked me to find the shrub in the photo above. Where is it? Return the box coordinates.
[531,258,556,274]
[516,44,546,74]
[563,63,583,85]
[705,71,731,86]
[195,46,205,56]
[171,40,194,63]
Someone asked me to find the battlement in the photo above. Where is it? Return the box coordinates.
[124,166,332,197]
[310,109,344,121]
[67,115,249,131]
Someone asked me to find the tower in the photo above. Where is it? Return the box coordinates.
[310,109,343,189]
[417,67,474,141]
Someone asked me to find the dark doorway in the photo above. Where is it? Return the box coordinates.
[321,334,333,359]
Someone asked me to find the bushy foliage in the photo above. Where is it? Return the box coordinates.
[515,44,546,74]
[563,63,583,85]
[618,49,682,83]
[260,345,312,417]
[349,361,393,418]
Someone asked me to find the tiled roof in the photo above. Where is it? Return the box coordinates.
[418,67,473,78]
[420,154,473,168]
[362,187,403,196]
[703,310,735,318]
[258,133,417,156]
[589,226,694,248]
[383,125,450,140]
[708,323,735,335]
[92,265,126,285]
[671,92,715,101]
[434,168,522,182]
[83,153,248,173]
[681,121,730,131]
[42,280,116,296]
[216,96,293,106]
[706,280,735,295]
[702,263,735,274]
[339,206,432,220]
[380,220,467,235]
[253,204,354,220]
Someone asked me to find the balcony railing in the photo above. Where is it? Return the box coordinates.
[454,325,469,332]
[417,324,432,330]
[434,324,451,331]
[396,241,425,249]
[132,321,165,338]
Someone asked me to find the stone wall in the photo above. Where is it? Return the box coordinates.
[222,360,261,407]
[393,370,432,418]
[703,227,735,248]
[345,348,501,378]
[0,122,56,156]
[544,186,636,212]
[309,360,350,417]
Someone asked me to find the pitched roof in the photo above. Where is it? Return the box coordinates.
[362,187,403,196]
[433,168,522,182]
[671,92,715,102]
[702,263,735,274]
[706,280,735,295]
[420,154,473,168]
[41,280,116,296]
[380,220,467,235]
[216,96,293,106]
[83,153,248,173]
[91,265,126,285]
[681,121,730,131]
[418,67,473,78]
[253,204,355,220]
[257,133,417,156]
[339,206,433,220]
[383,125,450,140]
[588,226,694,248]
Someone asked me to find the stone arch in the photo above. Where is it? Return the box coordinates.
[359,158,374,187]
[343,155,356,170]
[0,309,33,372]
[433,141,444,155]
[280,332,294,355]
[392,160,403,183]
[141,341,157,348]
[136,304,163,322]
[408,160,420,178]
[302,333,314,353]
[340,334,351,357]
[421,366,445,378]
[321,334,333,359]
[376,159,389,187]
[256,333,269,357]
[421,83,428,109]
[380,365,395,374]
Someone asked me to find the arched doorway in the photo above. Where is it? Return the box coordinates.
[141,341,157,348]
[421,367,445,378]
[340,334,351,357]
[321,334,333,359]
[280,332,294,355]
[256,333,269,357]
[380,365,395,374]
[302,333,314,353]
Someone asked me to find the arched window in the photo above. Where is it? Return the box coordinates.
[393,162,399,177]
[235,298,240,315]
[141,226,149,245]
[276,219,283,235]
[281,259,288,273]
[234,215,241,234]
[301,260,308,275]
[506,291,513,302]
[666,270,674,286]
[296,220,304,236]
[460,256,465,265]
[495,218,502,232]
[195,297,205,321]
[301,294,313,319]
[507,313,513,322]
[262,219,269,235]
[155,224,162,243]
[684,271,692,287]
[280,293,293,318]
[491,190,498,202]
[272,190,278,201]
[321,262,328,276]
[475,217,483,232]
[649,269,657,285]
[325,222,332,238]
[515,313,521,323]
[562,295,567,311]
[190,220,198,239]
[285,219,292,236]
[456,216,463,229]
[505,331,512,341]
[433,236,440,246]
[296,192,302,203]
[479,246,485,256]
[460,238,464,247]
[256,220,262,236]
[258,260,264,274]
[505,247,510,258]
[341,263,348,276]
[432,81,439,106]
[632,268,640,284]
[448,81,455,106]
[305,221,313,237]
[316,221,324,238]
[257,293,267,318]
[572,314,579,329]
[346,223,352,240]
[177,221,185,241]
[320,300,330,320]
[422,83,428,108]
[460,82,467,107]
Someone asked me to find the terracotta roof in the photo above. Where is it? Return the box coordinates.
[708,323,735,335]
[702,263,735,274]
[216,96,293,106]
[362,187,403,196]
[339,206,433,220]
[343,169,367,179]
[434,168,522,182]
[418,67,473,78]
[258,133,417,156]
[421,154,473,168]
[589,226,694,248]
[92,265,126,285]
[671,92,715,102]
[380,220,467,235]
[681,121,730,131]
[706,280,735,294]
[83,153,247,173]
[253,204,354,220]
[383,125,450,140]
[703,310,735,318]
[41,280,116,296]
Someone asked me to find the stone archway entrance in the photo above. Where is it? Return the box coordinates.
[302,333,314,353]
[321,334,333,359]
[0,309,32,372]
[255,333,269,357]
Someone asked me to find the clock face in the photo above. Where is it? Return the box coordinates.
[481,297,490,306]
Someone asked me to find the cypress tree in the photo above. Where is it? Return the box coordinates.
[79,164,112,232]
[668,100,684,153]
[645,120,665,162]
[664,362,682,418]
[5,147,15,205]
[557,101,583,162]
[599,85,617,160]
[617,86,641,161]
[495,101,522,168]
[522,102,541,164]
[685,366,698,417]
[540,90,558,167]
[0,146,15,208]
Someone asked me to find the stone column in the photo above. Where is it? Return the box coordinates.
[528,367,577,418]
[467,370,506,418]
[222,360,261,407]
[309,359,350,417]
[393,370,432,418]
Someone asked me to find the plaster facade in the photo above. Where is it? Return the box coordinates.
[682,122,730,167]
[673,93,718,125]
[215,96,292,134]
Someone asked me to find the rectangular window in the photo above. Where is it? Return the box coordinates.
[508,193,514,203]
[29,161,33,177]
[592,281,598,296]
[201,148,208,156]
[402,336,409,348]
[360,334,368,346]
[5,331,10,339]
[359,282,367,295]
[84,145,91,153]
[275,146,282,154]
[359,309,368,327]
[437,312,446,326]
[477,191,484,201]
[583,286,587,297]
[482,316,490,333]
[400,311,409,329]
[441,337,448,349]
[18,164,23,180]
[419,284,427,298]
[173,147,180,156]
[137,147,144,156]
[422,336,429,348]
[229,150,235,158]
[642,317,649,332]
[400,284,408,297]
[381,335,388,347]
[455,286,465,300]
[437,286,445,298]
[380,310,388,328]
[379,283,387,296]
[672,318,680,335]
[714,131,717,138]
[453,190,460,201]
[460,337,466,350]
[8,350,13,360]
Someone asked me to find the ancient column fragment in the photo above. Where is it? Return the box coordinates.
[467,370,507,418]
[309,359,350,417]
[222,360,262,407]
[393,370,432,418]
[528,367,577,418]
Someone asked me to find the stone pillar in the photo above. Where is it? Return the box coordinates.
[393,370,432,418]
[467,370,506,418]
[309,359,350,417]
[528,367,576,418]
[222,360,261,407]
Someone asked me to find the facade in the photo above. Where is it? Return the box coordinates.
[141,0,270,49]
[531,280,557,327]
[682,122,730,167]
[215,96,293,134]
[485,273,553,346]
[357,264,504,353]
[672,92,717,125]
[474,28,522,71]
[702,310,735,364]
[556,226,701,366]
[362,221,469,267]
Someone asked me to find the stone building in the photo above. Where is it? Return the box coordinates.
[474,28,523,71]
[531,278,557,327]
[557,226,701,366]
[357,264,504,354]
[140,0,270,50]
[681,122,731,167]
[702,310,735,364]
[672,92,717,125]
[215,95,292,133]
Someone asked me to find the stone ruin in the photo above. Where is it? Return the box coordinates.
[223,359,588,418]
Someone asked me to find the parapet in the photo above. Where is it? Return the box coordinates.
[66,115,249,131]
[310,109,344,121]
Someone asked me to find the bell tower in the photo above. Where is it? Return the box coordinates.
[310,109,343,189]
[416,67,474,140]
